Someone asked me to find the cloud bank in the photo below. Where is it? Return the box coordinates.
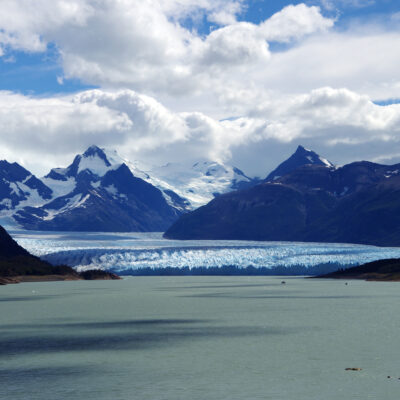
[1,87,399,176]
[0,1,400,176]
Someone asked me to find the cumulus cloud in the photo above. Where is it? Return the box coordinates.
[0,1,400,177]
[0,91,131,171]
[1,87,400,178]
[260,4,334,42]
[198,22,271,66]
[207,1,244,25]
[0,1,334,102]
[0,89,236,174]
[250,87,400,140]
[0,0,93,53]
[259,31,400,101]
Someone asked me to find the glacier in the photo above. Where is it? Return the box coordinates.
[10,231,400,274]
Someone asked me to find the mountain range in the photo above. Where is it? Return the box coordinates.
[165,146,400,246]
[3,144,400,245]
[0,145,258,231]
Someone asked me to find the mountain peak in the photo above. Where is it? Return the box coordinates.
[44,146,125,184]
[82,145,110,164]
[265,145,333,181]
[76,146,127,177]
[295,145,308,154]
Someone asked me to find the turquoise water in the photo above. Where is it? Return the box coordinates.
[1,277,400,400]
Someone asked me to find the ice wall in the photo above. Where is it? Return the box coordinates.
[11,231,400,274]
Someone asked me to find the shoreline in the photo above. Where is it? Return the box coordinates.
[0,272,121,285]
[1,274,83,285]
[315,274,400,282]
[314,258,400,282]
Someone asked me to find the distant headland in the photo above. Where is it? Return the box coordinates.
[0,225,120,285]
[315,258,400,281]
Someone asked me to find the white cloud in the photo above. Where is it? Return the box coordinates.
[0,0,93,53]
[199,22,271,66]
[207,1,244,25]
[0,89,234,174]
[250,87,400,140]
[0,90,131,173]
[0,1,334,103]
[260,4,334,42]
[258,30,400,100]
[0,1,400,177]
[0,87,400,178]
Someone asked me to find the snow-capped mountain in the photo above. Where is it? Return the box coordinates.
[0,145,259,230]
[146,160,259,208]
[42,146,190,213]
[165,148,400,246]
[0,160,53,225]
[265,145,334,181]
[13,146,189,231]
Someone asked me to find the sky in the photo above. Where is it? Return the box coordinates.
[0,0,400,177]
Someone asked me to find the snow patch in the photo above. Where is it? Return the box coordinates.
[384,169,399,178]
[319,156,333,167]
[42,176,76,198]
[21,174,32,184]
[105,184,118,196]
[78,155,113,176]
[9,182,23,196]
[42,194,87,220]
[0,198,12,208]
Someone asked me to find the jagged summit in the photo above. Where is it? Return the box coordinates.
[265,145,334,181]
[294,145,332,166]
[0,160,52,215]
[45,146,124,182]
[12,146,190,231]
[42,147,258,211]
[82,145,113,168]
[83,144,106,157]
[165,153,400,245]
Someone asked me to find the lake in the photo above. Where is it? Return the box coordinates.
[1,276,400,399]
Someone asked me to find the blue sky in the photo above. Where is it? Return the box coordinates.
[0,46,97,95]
[0,0,400,176]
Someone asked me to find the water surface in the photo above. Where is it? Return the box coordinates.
[1,277,399,399]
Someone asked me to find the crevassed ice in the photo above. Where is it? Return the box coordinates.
[12,231,400,273]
